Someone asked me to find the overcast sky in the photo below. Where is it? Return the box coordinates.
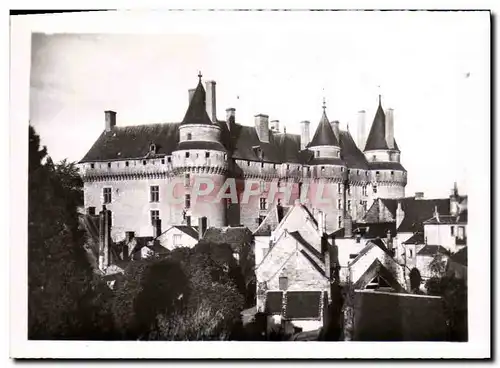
[29,10,489,198]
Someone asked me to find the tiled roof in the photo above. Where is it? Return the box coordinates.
[181,80,213,125]
[265,291,283,315]
[378,197,451,233]
[364,101,400,151]
[80,123,179,163]
[308,109,339,147]
[417,244,449,257]
[284,291,322,319]
[403,232,425,245]
[253,205,290,236]
[202,226,253,245]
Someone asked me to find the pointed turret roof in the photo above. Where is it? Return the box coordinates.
[307,105,339,147]
[364,96,399,151]
[181,74,213,125]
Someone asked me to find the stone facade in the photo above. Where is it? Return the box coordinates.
[79,75,407,241]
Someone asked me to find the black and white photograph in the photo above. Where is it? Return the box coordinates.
[9,7,491,359]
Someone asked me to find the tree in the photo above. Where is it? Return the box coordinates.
[28,125,110,339]
[409,268,422,293]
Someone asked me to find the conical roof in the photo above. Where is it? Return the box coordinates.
[308,108,339,147]
[364,97,399,151]
[181,78,213,125]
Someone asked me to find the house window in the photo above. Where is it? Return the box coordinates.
[338,216,342,229]
[87,207,96,215]
[279,276,288,291]
[185,152,190,158]
[150,185,159,202]
[107,162,111,168]
[90,163,95,169]
[258,215,266,224]
[260,198,267,210]
[409,249,414,258]
[173,234,182,248]
[103,188,112,204]
[167,157,171,163]
[185,194,191,209]
[347,200,351,212]
[337,199,342,210]
[205,151,210,158]
[450,226,455,236]
[150,210,160,226]
[187,133,192,140]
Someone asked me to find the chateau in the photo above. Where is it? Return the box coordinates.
[79,73,407,242]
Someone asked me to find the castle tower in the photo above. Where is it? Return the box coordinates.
[306,100,347,233]
[363,95,406,200]
[171,72,228,227]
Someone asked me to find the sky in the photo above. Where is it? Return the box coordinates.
[29,10,489,198]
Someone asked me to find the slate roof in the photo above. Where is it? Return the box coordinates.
[202,226,253,245]
[339,131,370,169]
[353,258,406,293]
[364,101,400,152]
[450,247,467,267]
[368,161,406,172]
[369,197,451,233]
[349,239,393,267]
[307,109,340,147]
[417,244,449,257]
[253,205,290,236]
[357,222,397,239]
[284,291,322,319]
[172,225,200,240]
[181,80,213,125]
[403,232,425,245]
[265,291,283,315]
[80,123,179,163]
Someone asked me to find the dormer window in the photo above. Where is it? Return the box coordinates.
[150,143,157,153]
[187,133,192,141]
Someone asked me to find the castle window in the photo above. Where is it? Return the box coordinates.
[205,151,210,158]
[261,162,264,168]
[185,194,191,209]
[321,166,325,172]
[362,185,367,196]
[167,157,171,163]
[373,184,378,194]
[450,226,455,236]
[103,187,112,204]
[184,173,190,187]
[373,155,376,161]
[391,171,394,176]
[143,160,147,165]
[409,249,414,258]
[90,163,95,169]
[341,167,344,171]
[338,183,342,194]
[185,152,190,158]
[87,207,96,215]
[150,185,159,203]
[338,216,342,229]
[125,161,129,167]
[315,151,320,158]
[376,171,380,176]
[260,197,267,210]
[107,162,111,168]
[347,184,351,196]
[279,276,288,291]
[273,164,276,169]
[150,210,160,226]
[347,200,352,212]
[286,164,290,170]
[161,159,165,164]
[337,199,342,210]
[187,133,192,141]
[247,161,251,166]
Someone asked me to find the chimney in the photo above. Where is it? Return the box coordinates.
[357,110,366,150]
[205,80,217,123]
[226,108,235,131]
[450,182,459,216]
[330,120,340,141]
[255,114,270,143]
[344,214,353,238]
[198,216,207,240]
[300,120,310,150]
[186,215,191,227]
[98,205,111,271]
[317,210,326,236]
[415,192,424,200]
[153,219,162,238]
[105,110,116,132]
[385,108,395,149]
[434,206,440,222]
[396,201,405,229]
[270,120,280,133]
[188,88,196,103]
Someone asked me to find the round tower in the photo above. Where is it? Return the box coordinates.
[171,73,228,228]
[363,95,407,200]
[306,100,347,233]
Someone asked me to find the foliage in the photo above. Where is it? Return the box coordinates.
[28,125,111,339]
[340,279,356,341]
[425,275,468,341]
[409,267,422,293]
[428,251,450,277]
